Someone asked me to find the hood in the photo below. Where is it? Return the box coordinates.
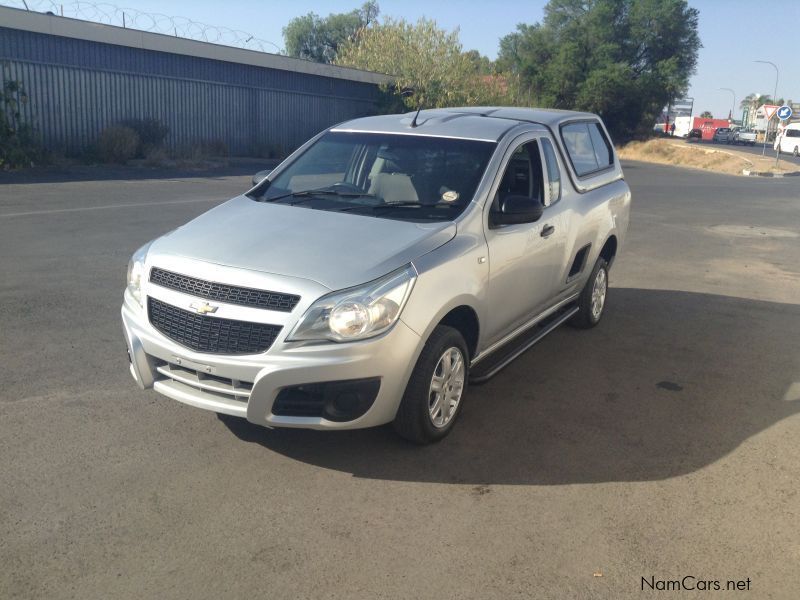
[149,195,457,290]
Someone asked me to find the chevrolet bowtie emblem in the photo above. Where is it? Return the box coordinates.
[189,301,218,315]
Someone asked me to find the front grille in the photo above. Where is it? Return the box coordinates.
[148,297,281,354]
[150,267,300,312]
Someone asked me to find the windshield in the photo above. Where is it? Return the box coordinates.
[250,131,496,222]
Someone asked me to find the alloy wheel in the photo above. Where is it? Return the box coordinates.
[428,347,465,428]
[591,267,608,321]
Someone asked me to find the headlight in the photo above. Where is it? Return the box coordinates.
[126,242,152,307]
[288,265,417,342]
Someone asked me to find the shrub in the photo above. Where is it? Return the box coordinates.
[1,122,44,169]
[119,117,169,156]
[97,126,140,163]
[1,68,45,169]
[174,138,229,160]
[202,138,228,157]
[143,146,169,167]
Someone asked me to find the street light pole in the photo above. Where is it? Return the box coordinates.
[754,60,779,155]
[718,88,735,121]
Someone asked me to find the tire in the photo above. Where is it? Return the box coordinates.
[569,257,609,329]
[794,146,799,157]
[393,325,468,444]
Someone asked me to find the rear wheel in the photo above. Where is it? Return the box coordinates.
[393,326,468,444]
[794,146,799,157]
[570,257,609,329]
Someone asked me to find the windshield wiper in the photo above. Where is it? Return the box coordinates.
[264,187,375,205]
[335,201,459,214]
[335,201,417,212]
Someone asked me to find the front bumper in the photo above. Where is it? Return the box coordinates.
[121,296,423,430]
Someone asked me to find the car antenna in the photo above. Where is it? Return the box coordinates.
[411,103,424,128]
[401,87,423,128]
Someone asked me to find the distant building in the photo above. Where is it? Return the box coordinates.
[0,5,389,156]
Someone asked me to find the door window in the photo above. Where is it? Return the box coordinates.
[493,140,545,210]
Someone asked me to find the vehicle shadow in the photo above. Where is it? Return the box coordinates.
[218,288,800,485]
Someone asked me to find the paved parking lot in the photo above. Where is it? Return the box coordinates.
[1,162,799,599]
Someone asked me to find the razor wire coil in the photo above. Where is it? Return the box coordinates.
[3,0,282,53]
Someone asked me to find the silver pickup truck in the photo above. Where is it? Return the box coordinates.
[122,107,631,443]
[731,127,757,146]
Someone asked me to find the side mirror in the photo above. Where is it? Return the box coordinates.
[252,169,272,187]
[491,195,544,226]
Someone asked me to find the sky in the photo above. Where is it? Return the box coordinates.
[74,0,800,118]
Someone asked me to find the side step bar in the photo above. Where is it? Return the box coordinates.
[469,304,579,383]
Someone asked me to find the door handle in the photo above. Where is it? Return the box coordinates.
[541,224,555,238]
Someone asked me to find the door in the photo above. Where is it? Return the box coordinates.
[483,135,568,346]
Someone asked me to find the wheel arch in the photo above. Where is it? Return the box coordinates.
[403,293,483,360]
[599,234,618,268]
[437,305,480,360]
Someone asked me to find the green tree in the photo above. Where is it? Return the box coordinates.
[699,111,713,118]
[463,50,496,76]
[497,0,701,141]
[283,2,379,63]
[336,17,511,108]
[739,93,783,110]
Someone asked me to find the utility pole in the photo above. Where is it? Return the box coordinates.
[718,88,735,122]
[754,60,779,155]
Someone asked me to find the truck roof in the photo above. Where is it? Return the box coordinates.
[332,107,600,142]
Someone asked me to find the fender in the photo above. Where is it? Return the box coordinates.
[402,232,488,355]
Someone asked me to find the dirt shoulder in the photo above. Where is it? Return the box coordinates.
[618,138,797,176]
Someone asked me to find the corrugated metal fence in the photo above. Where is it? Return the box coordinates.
[0,24,385,156]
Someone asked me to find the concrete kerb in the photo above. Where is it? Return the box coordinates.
[664,141,798,178]
[742,169,800,178]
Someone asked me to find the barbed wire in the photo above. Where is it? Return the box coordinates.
[2,0,283,53]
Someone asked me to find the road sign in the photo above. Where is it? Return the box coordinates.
[777,105,793,120]
[763,105,779,119]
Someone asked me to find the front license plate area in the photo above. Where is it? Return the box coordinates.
[171,355,216,374]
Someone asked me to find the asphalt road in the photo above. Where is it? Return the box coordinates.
[733,142,800,167]
[689,138,800,167]
[1,162,799,599]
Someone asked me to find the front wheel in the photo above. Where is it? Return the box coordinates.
[393,326,468,444]
[794,146,799,157]
[569,257,609,329]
